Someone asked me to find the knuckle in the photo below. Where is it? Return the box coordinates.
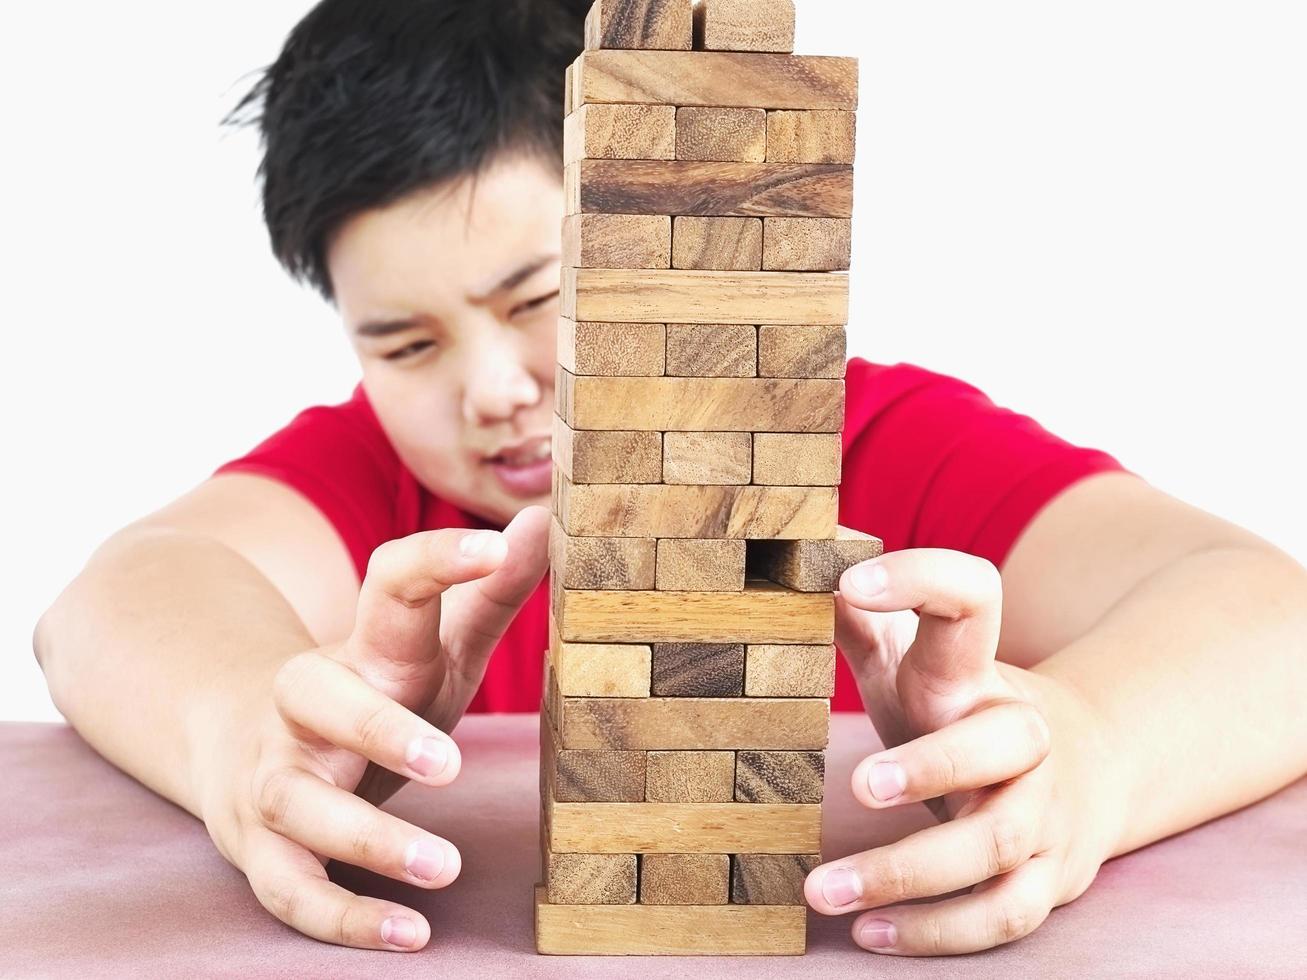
[984,814,1032,875]
[331,903,353,947]
[1015,702,1052,763]
[926,739,967,791]
[351,701,396,754]
[272,652,317,710]
[253,767,299,831]
[876,852,918,901]
[254,872,303,924]
[347,816,388,866]
[917,913,949,956]
[989,899,1044,945]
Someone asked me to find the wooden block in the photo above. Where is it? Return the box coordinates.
[555,476,839,540]
[555,695,828,750]
[550,515,655,590]
[655,540,746,592]
[744,645,836,698]
[665,324,756,378]
[563,104,676,164]
[640,853,730,904]
[645,750,736,802]
[752,433,842,486]
[662,431,752,484]
[558,319,665,377]
[671,217,762,271]
[750,526,885,591]
[693,0,795,53]
[576,50,857,110]
[675,107,766,162]
[762,217,852,271]
[545,852,637,905]
[557,371,845,430]
[757,324,846,379]
[651,642,745,695]
[542,708,647,802]
[545,796,822,852]
[551,639,652,699]
[562,213,670,269]
[534,885,807,955]
[735,750,826,803]
[731,854,820,905]
[564,60,575,117]
[766,110,857,164]
[553,415,662,484]
[566,160,852,218]
[556,580,834,643]
[584,0,692,51]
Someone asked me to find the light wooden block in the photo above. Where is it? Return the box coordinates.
[640,854,730,904]
[693,0,795,53]
[645,750,736,802]
[545,796,822,852]
[553,416,662,484]
[550,515,655,590]
[563,103,676,164]
[766,110,857,164]
[575,50,857,110]
[757,324,846,379]
[752,432,842,486]
[675,107,766,162]
[551,638,652,698]
[541,709,647,802]
[564,60,576,117]
[664,324,756,378]
[730,854,820,905]
[750,525,885,591]
[534,886,807,955]
[650,642,745,695]
[554,695,829,750]
[655,540,747,592]
[744,644,836,698]
[562,213,671,269]
[671,217,762,271]
[545,852,637,905]
[662,431,752,484]
[558,319,665,377]
[584,0,692,51]
[762,217,852,271]
[735,749,826,803]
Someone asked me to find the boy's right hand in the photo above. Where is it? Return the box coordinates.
[194,506,549,952]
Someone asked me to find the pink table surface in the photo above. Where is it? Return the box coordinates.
[1,713,1303,979]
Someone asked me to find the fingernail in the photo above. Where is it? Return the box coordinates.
[848,563,889,598]
[821,866,864,908]
[459,530,500,558]
[868,761,907,802]
[404,839,446,882]
[380,916,418,948]
[405,735,450,779]
[858,918,897,949]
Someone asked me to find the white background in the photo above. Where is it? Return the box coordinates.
[2,1,1303,722]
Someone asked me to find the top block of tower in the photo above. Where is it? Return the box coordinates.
[585,0,693,50]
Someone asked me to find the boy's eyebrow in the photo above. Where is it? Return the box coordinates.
[470,253,559,302]
[355,317,420,338]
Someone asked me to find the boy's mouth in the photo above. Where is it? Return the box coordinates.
[483,435,553,499]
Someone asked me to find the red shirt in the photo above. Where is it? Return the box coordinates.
[216,359,1128,712]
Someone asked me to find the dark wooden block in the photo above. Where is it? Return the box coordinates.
[735,749,825,803]
[749,526,884,591]
[542,709,647,802]
[757,324,846,379]
[730,853,820,905]
[585,0,693,51]
[665,323,757,377]
[546,852,638,904]
[652,642,745,697]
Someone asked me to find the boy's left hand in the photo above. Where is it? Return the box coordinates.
[807,549,1127,955]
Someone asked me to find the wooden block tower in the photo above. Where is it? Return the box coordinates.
[536,0,880,955]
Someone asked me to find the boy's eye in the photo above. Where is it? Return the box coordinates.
[512,291,560,317]
[383,340,435,361]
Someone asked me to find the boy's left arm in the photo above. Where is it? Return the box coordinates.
[808,471,1307,955]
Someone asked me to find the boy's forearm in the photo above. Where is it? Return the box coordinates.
[1033,544,1307,856]
[35,526,318,817]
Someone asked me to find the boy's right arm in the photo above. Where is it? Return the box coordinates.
[33,474,548,950]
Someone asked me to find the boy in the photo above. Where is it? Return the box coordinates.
[34,0,1307,957]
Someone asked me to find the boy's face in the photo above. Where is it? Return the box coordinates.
[327,156,562,527]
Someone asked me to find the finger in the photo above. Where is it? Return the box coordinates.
[850,699,1051,808]
[243,828,432,951]
[805,779,1041,915]
[273,651,462,786]
[253,765,462,890]
[850,854,1060,955]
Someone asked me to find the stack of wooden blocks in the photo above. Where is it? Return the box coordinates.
[536,0,881,956]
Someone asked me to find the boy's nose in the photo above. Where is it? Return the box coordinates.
[462,354,543,426]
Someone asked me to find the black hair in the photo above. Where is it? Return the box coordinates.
[228,0,589,300]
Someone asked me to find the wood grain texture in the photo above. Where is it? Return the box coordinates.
[541,709,647,802]
[735,750,826,803]
[645,750,736,802]
[766,110,857,163]
[584,0,692,51]
[655,539,747,592]
[675,107,766,162]
[640,853,730,904]
[757,324,846,379]
[550,515,655,590]
[555,695,829,750]
[751,432,842,485]
[662,431,752,484]
[563,104,676,164]
[534,885,807,955]
[562,213,670,269]
[567,160,852,218]
[750,525,885,591]
[664,324,757,377]
[693,0,796,53]
[730,853,820,905]
[744,644,836,698]
[576,50,856,110]
[549,618,653,697]
[557,371,845,431]
[555,581,834,643]
[545,852,638,905]
[650,642,745,695]
[557,319,666,377]
[553,415,662,484]
[671,217,762,271]
[762,217,852,271]
[545,797,823,852]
